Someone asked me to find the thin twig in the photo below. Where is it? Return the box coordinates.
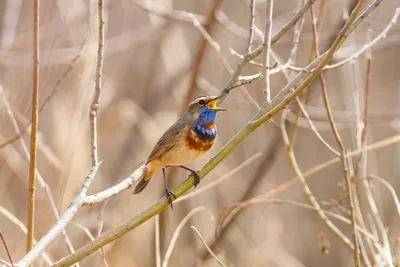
[27,0,40,258]
[0,16,91,150]
[0,206,53,265]
[161,207,212,267]
[16,1,105,266]
[0,232,14,267]
[221,134,400,239]
[221,198,382,247]
[71,223,109,267]
[191,226,227,267]
[310,2,361,263]
[84,166,145,205]
[175,153,262,203]
[366,175,400,216]
[350,57,377,265]
[281,111,354,250]
[222,0,315,92]
[183,0,221,114]
[325,7,400,70]
[155,215,161,267]
[247,0,256,54]
[130,0,249,40]
[263,0,273,103]
[90,0,104,166]
[0,87,79,262]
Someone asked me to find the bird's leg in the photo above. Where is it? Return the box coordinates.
[165,165,201,188]
[162,167,176,209]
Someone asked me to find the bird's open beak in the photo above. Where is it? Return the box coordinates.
[207,95,228,111]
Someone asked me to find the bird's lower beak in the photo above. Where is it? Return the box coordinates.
[208,95,228,111]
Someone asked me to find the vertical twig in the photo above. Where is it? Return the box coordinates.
[309,3,360,266]
[162,207,210,267]
[155,215,161,267]
[182,0,221,113]
[263,0,273,103]
[191,226,227,267]
[17,1,105,266]
[90,0,104,167]
[247,0,256,54]
[0,232,15,267]
[281,110,354,251]
[27,0,40,259]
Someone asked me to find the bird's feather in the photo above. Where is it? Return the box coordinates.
[147,117,192,162]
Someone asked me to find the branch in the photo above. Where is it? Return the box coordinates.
[280,110,354,250]
[0,205,53,265]
[221,0,316,92]
[191,226,227,267]
[309,1,362,264]
[17,1,105,266]
[84,166,144,205]
[161,207,211,267]
[0,232,14,267]
[263,0,273,103]
[27,0,40,258]
[183,0,221,113]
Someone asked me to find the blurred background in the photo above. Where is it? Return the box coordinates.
[1,0,400,266]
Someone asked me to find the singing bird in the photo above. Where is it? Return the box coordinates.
[132,95,227,208]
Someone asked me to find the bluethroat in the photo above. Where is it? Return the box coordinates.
[132,95,227,208]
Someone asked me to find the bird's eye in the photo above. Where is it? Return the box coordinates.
[198,99,206,106]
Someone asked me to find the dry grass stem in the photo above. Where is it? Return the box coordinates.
[16,1,105,265]
[221,133,400,236]
[280,111,354,250]
[0,206,53,265]
[155,215,161,267]
[162,207,212,267]
[71,223,109,267]
[0,87,78,259]
[191,226,227,267]
[309,2,361,264]
[27,0,40,257]
[262,0,273,103]
[0,232,14,267]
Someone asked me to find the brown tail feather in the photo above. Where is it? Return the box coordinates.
[132,163,157,194]
[132,176,150,194]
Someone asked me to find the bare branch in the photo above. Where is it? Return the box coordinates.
[263,0,273,103]
[17,1,105,265]
[162,207,212,267]
[155,215,161,267]
[191,226,227,267]
[280,110,354,250]
[27,0,40,256]
[0,232,14,267]
[0,206,53,265]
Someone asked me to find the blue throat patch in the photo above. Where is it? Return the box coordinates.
[194,108,217,141]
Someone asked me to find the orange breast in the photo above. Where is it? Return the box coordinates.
[202,122,215,130]
[185,129,214,152]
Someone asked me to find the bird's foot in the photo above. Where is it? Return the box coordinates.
[165,188,177,209]
[193,172,201,188]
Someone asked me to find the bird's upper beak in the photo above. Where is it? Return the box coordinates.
[207,95,228,111]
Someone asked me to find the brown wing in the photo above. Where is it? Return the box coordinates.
[147,118,190,162]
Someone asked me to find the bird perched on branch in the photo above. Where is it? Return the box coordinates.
[132,95,227,208]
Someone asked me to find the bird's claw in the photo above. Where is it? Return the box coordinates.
[165,189,176,209]
[193,172,201,188]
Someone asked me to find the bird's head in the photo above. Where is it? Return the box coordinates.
[186,95,227,120]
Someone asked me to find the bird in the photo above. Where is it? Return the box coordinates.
[132,95,227,208]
